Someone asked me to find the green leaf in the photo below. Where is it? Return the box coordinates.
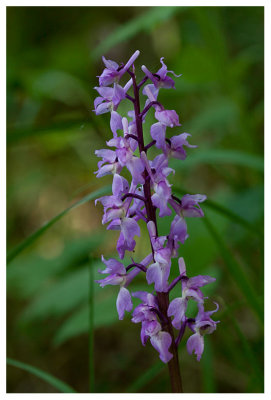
[19,267,89,322]
[91,7,186,58]
[171,149,264,172]
[203,216,263,324]
[7,237,102,299]
[6,357,76,393]
[53,289,119,346]
[7,185,111,264]
[28,70,90,107]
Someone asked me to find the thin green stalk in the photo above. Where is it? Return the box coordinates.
[89,260,95,392]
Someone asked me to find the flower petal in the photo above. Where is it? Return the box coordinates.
[150,331,173,363]
[110,111,123,137]
[116,287,133,320]
[167,297,188,329]
[186,332,204,361]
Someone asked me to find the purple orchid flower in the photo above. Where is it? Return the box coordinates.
[165,133,197,160]
[167,258,216,329]
[186,302,219,361]
[98,50,140,86]
[141,57,181,89]
[94,51,218,382]
[132,291,173,363]
[167,193,207,254]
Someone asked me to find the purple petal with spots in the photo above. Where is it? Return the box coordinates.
[116,287,133,320]
[150,122,166,149]
[100,255,126,275]
[167,297,188,329]
[187,332,204,361]
[155,109,180,127]
[146,260,170,292]
[117,232,136,259]
[150,331,173,363]
[110,111,123,137]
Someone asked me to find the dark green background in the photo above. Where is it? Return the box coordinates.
[7,6,264,393]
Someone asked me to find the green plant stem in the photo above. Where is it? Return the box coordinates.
[89,261,95,392]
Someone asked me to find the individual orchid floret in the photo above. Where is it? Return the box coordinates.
[171,194,207,218]
[186,302,219,361]
[94,84,127,114]
[146,221,171,292]
[97,253,153,320]
[165,133,197,160]
[94,148,121,178]
[149,108,181,151]
[95,173,129,213]
[167,258,216,329]
[98,50,140,86]
[167,194,207,253]
[141,152,173,217]
[96,256,133,320]
[94,82,132,137]
[132,291,173,363]
[142,57,181,90]
[107,119,145,185]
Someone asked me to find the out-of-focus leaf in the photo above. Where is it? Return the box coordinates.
[7,118,92,144]
[201,337,216,393]
[192,7,228,67]
[18,260,105,323]
[28,70,90,107]
[7,237,102,299]
[53,305,89,346]
[127,361,164,393]
[7,185,111,264]
[53,294,118,346]
[222,304,264,391]
[20,267,90,321]
[203,216,263,324]
[53,278,147,345]
[6,358,76,393]
[171,149,264,172]
[188,98,239,134]
[91,7,187,58]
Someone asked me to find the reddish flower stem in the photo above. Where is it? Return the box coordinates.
[128,68,183,393]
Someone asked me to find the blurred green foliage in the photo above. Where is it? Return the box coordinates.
[7,6,264,393]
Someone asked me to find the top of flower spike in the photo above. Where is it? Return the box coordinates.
[98,50,140,86]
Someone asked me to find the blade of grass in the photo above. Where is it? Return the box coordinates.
[7,357,76,393]
[174,186,263,238]
[91,7,187,58]
[203,216,263,324]
[7,185,111,264]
